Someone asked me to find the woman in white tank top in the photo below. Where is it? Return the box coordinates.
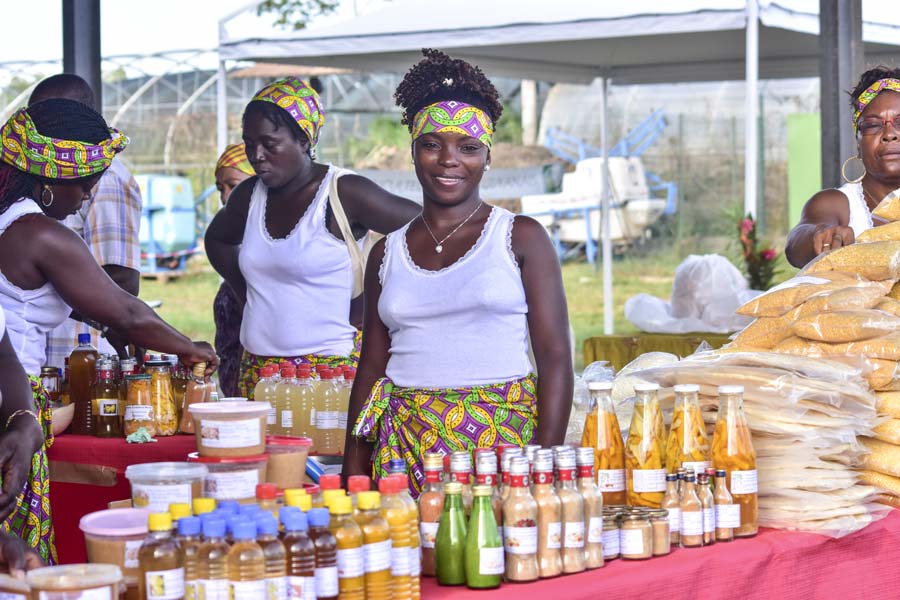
[205,78,419,401]
[786,67,900,268]
[343,50,574,496]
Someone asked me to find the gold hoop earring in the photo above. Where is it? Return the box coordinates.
[841,155,866,184]
[484,164,491,172]
[40,186,54,208]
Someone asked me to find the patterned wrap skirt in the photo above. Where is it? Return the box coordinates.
[352,374,537,497]
[212,282,243,398]
[237,331,362,401]
[1,377,56,564]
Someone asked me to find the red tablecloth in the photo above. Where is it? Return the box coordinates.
[422,509,900,600]
[47,434,197,564]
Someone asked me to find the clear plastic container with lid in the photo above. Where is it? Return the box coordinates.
[582,381,626,505]
[188,401,270,458]
[125,462,208,513]
[79,508,149,587]
[187,453,268,503]
[265,435,312,490]
[27,564,123,598]
[625,382,667,508]
[665,383,710,476]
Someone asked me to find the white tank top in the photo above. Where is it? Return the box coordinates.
[0,200,73,375]
[838,182,874,238]
[378,206,532,388]
[239,166,358,357]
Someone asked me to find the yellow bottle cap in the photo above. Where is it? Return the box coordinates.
[357,491,381,511]
[322,489,345,510]
[192,498,216,515]
[169,503,191,522]
[330,496,353,515]
[292,494,312,512]
[148,513,173,532]
[283,488,307,504]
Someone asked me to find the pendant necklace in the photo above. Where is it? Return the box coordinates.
[420,202,483,254]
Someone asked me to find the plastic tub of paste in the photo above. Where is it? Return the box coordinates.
[188,401,270,457]
[265,436,312,490]
[27,564,122,598]
[187,452,268,503]
[124,462,208,512]
[79,508,150,585]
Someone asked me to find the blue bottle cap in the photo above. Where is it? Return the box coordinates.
[256,516,278,537]
[284,511,309,533]
[238,504,261,517]
[232,519,256,541]
[279,506,301,525]
[77,333,91,345]
[218,500,240,513]
[177,516,201,537]
[224,514,242,534]
[387,459,406,474]
[201,518,226,539]
[307,508,330,528]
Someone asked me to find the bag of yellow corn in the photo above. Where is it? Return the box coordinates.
[794,285,887,317]
[876,392,900,418]
[792,310,900,343]
[858,469,900,497]
[872,188,900,221]
[805,240,900,281]
[736,275,866,318]
[859,438,900,478]
[730,309,799,349]
[858,220,900,243]
[773,334,900,360]
[875,298,900,316]
[866,358,900,391]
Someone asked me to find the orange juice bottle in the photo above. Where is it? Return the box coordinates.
[226,519,266,596]
[293,365,315,440]
[380,477,412,600]
[390,475,421,599]
[581,381,626,505]
[356,491,392,600]
[711,385,758,538]
[328,496,365,599]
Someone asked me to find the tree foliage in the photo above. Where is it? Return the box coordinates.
[256,0,340,30]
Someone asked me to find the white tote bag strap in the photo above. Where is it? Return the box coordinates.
[328,169,367,297]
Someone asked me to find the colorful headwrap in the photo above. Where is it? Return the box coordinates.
[854,78,900,129]
[0,107,127,180]
[215,143,254,176]
[251,78,325,148]
[412,100,494,148]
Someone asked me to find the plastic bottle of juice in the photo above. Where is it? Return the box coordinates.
[356,491,392,600]
[70,333,99,435]
[307,508,339,600]
[197,518,229,600]
[275,365,298,437]
[285,490,313,513]
[176,517,202,600]
[169,504,192,530]
[92,361,121,438]
[293,365,316,440]
[317,369,341,454]
[418,452,444,577]
[256,483,280,519]
[226,519,266,596]
[389,474,421,599]
[138,513,184,600]
[329,495,365,599]
[339,367,355,433]
[347,476,371,512]
[283,510,317,600]
[625,382,667,508]
[256,515,287,600]
[379,477,412,600]
[254,366,278,432]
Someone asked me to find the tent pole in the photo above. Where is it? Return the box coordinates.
[216,13,229,156]
[744,0,759,219]
[600,76,613,335]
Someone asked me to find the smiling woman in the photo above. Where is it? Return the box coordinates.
[786,66,900,268]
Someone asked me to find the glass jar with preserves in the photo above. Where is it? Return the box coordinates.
[601,512,620,560]
[625,383,666,508]
[40,366,60,405]
[124,374,155,437]
[649,510,670,556]
[92,360,122,438]
[711,385,758,537]
[665,384,710,476]
[619,514,652,560]
[144,360,178,436]
[582,382,626,505]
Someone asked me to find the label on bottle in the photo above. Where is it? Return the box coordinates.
[131,482,192,513]
[564,521,585,548]
[314,567,338,598]
[666,507,682,533]
[682,460,711,476]
[145,568,185,600]
[184,581,198,600]
[37,589,111,600]
[587,517,604,544]
[632,468,666,492]
[309,409,316,430]
[198,417,262,448]
[267,407,276,425]
[124,404,153,422]
[475,473,497,486]
[681,510,703,536]
[716,503,741,528]
[703,507,716,533]
[391,546,411,576]
[479,546,505,575]
[596,469,625,492]
[41,375,57,393]
[730,469,758,494]
[546,521,562,549]
[419,521,439,549]
[337,546,364,578]
[281,410,293,429]
[339,411,348,430]
[199,579,227,600]
[503,526,538,554]
[286,575,316,600]
[363,539,392,573]
[203,468,259,500]
[619,527,646,555]
[228,580,264,596]
[316,411,339,430]
[98,399,119,417]
[602,529,619,558]
[265,577,287,599]
[124,538,143,569]
[533,471,553,485]
[410,546,421,577]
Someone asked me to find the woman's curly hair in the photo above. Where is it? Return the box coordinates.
[394,48,503,131]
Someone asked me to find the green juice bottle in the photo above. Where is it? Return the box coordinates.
[465,484,504,589]
[435,482,467,586]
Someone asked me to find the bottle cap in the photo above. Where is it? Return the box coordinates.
[284,510,309,533]
[685,472,696,482]
[554,448,577,470]
[422,452,445,471]
[357,491,381,510]
[256,483,278,500]
[501,448,523,472]
[387,459,407,475]
[575,447,595,466]
[177,516,201,537]
[279,506,301,525]
[330,496,353,515]
[201,518,226,539]
[633,382,660,392]
[307,508,330,528]
[389,474,410,493]
[287,493,312,512]
[319,368,332,380]
[192,363,207,378]
[532,449,554,473]
[715,469,727,477]
[347,476,371,494]
[322,489,345,510]
[509,456,530,476]
[169,503,191,522]
[472,484,492,497]
[449,452,472,473]
[718,385,744,395]
[587,381,613,391]
[224,514,241,534]
[319,474,341,490]
[283,488,307,503]
[192,498,216,515]
[666,473,678,481]
[444,482,462,494]
[345,368,356,380]
[475,452,497,475]
[238,505,261,520]
[232,519,256,541]
[218,500,240,514]
[77,333,91,345]
[673,384,700,393]
[377,477,396,495]
[281,366,296,378]
[697,472,709,483]
[148,513,172,532]
[256,516,278,537]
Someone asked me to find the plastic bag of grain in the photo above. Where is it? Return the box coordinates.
[736,275,865,318]
[858,220,900,243]
[805,240,900,281]
[872,188,900,221]
[793,310,900,343]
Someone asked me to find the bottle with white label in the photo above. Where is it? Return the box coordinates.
[316,368,341,454]
[660,473,681,546]
[417,452,444,578]
[465,484,503,589]
[307,508,339,600]
[356,491,392,600]
[283,510,317,600]
[338,367,354,434]
[575,446,604,570]
[196,517,229,600]
[679,472,704,548]
[553,448,586,574]
[138,512,185,600]
[253,365,279,427]
[714,469,738,542]
[665,383,710,476]
[226,519,266,596]
[176,516,202,600]
[581,381,626,505]
[256,516,287,600]
[379,476,412,599]
[625,382,667,508]
[293,365,315,441]
[711,385,758,537]
[92,361,121,438]
[329,495,366,599]
[531,450,562,578]
[501,457,539,582]
[697,471,716,546]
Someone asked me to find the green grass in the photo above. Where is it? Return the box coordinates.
[138,258,220,344]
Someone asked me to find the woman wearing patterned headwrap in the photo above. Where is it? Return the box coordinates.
[787,66,900,267]
[205,78,419,401]
[0,98,218,562]
[343,49,574,496]
[212,144,254,397]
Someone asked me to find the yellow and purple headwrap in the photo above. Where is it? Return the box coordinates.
[0,107,127,179]
[412,100,494,148]
[854,78,900,130]
[252,77,325,148]
[215,143,254,176]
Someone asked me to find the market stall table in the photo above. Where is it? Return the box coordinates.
[48,434,197,564]
[422,509,900,599]
[583,333,731,371]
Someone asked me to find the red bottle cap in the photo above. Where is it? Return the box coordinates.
[319,474,341,490]
[377,476,396,495]
[256,483,278,500]
[347,475,371,494]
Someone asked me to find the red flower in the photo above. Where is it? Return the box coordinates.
[740,219,754,236]
[761,248,777,262]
